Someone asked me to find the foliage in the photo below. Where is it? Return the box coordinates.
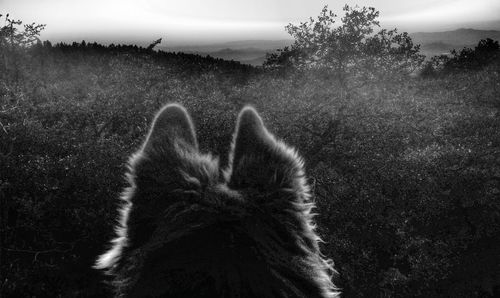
[421,38,500,77]
[265,5,424,99]
[1,10,500,298]
[0,13,46,88]
[0,13,45,48]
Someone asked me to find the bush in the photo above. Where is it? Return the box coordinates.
[421,38,500,77]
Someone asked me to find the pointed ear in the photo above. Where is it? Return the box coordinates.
[142,103,198,155]
[227,106,306,193]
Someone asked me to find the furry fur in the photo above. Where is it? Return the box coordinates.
[95,104,338,297]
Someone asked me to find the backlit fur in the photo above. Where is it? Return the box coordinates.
[96,104,338,297]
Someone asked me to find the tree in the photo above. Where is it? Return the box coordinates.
[0,13,45,48]
[265,5,424,99]
[0,13,45,82]
[146,38,162,51]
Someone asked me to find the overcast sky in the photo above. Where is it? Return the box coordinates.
[2,0,500,45]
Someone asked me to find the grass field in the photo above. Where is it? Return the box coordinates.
[1,35,499,297]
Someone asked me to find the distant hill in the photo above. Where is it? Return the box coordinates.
[159,29,500,65]
[159,40,293,66]
[205,47,268,66]
[161,40,293,53]
[410,28,500,45]
[410,28,500,56]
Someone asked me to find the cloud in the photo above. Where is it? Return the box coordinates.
[3,0,499,44]
[382,0,500,24]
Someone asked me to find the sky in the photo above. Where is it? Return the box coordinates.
[2,0,500,45]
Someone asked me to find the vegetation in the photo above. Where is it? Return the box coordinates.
[264,5,424,100]
[1,6,500,297]
[421,37,500,77]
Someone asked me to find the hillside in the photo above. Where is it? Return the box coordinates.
[2,38,500,297]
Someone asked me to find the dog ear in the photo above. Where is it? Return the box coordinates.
[141,103,198,154]
[227,106,307,194]
[127,103,207,188]
[94,104,211,271]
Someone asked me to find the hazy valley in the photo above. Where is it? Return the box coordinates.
[160,28,500,65]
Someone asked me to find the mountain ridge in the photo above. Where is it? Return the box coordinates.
[159,29,500,65]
